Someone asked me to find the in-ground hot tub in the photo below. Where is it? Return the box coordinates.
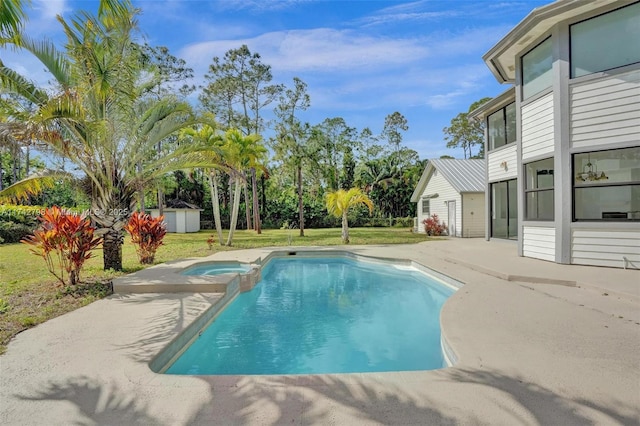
[180,262,252,276]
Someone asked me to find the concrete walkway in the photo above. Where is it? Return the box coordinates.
[1,238,639,425]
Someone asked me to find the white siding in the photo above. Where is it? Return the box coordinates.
[416,170,462,236]
[571,228,640,269]
[522,93,555,160]
[570,69,640,149]
[487,145,517,182]
[522,226,555,262]
[462,193,485,237]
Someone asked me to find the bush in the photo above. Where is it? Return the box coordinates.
[422,214,447,236]
[393,217,415,228]
[125,212,167,264]
[0,221,35,243]
[21,206,102,286]
[0,205,44,226]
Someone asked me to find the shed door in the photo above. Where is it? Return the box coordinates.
[448,201,456,237]
[163,212,177,233]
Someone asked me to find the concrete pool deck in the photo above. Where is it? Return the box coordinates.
[1,238,639,425]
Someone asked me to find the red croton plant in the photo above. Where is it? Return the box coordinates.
[422,214,447,236]
[125,212,167,264]
[22,206,102,286]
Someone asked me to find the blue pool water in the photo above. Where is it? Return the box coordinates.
[181,262,251,276]
[166,257,454,375]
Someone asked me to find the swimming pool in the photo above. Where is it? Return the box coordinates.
[166,256,455,375]
[181,262,252,276]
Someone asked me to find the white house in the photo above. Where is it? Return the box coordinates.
[470,0,640,268]
[411,159,485,237]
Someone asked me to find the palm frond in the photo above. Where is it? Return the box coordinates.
[0,65,48,105]
[19,34,70,87]
[0,169,73,203]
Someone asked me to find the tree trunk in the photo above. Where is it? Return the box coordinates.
[244,176,252,230]
[157,188,164,216]
[12,146,19,183]
[137,162,144,212]
[251,167,261,234]
[297,164,304,237]
[226,177,242,246]
[342,212,349,244]
[25,146,30,176]
[103,227,124,271]
[208,170,224,245]
[157,142,163,216]
[260,174,266,213]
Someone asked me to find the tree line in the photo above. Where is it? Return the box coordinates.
[0,0,485,270]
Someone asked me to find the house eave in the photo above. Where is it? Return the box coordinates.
[483,0,624,83]
[410,163,435,203]
[468,87,516,122]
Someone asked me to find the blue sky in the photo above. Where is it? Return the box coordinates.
[2,0,549,160]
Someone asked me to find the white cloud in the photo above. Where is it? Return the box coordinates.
[211,0,314,12]
[180,28,429,76]
[358,10,461,27]
[33,0,69,20]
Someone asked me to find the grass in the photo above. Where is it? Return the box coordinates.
[0,227,430,354]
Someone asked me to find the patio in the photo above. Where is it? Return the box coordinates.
[1,239,638,425]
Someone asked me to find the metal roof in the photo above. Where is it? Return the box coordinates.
[411,159,485,202]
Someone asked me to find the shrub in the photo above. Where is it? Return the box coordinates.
[21,206,102,286]
[0,205,44,226]
[0,221,35,243]
[422,214,447,236]
[125,212,167,264]
[206,234,216,250]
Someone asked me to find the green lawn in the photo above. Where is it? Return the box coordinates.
[0,227,430,354]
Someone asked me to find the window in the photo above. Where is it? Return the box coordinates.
[487,102,516,150]
[491,179,518,239]
[573,147,640,221]
[571,2,640,78]
[522,37,552,99]
[422,199,430,217]
[524,158,554,220]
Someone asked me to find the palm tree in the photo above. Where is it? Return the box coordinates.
[0,0,216,270]
[179,123,227,245]
[0,0,27,45]
[223,128,263,246]
[325,187,373,244]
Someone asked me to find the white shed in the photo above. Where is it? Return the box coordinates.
[411,159,486,237]
[148,203,202,233]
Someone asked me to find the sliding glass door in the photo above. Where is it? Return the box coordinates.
[491,179,518,239]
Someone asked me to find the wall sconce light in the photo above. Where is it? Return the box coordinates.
[500,161,508,171]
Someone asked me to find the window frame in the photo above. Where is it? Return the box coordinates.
[569,2,640,79]
[524,157,555,221]
[486,102,516,151]
[572,147,640,222]
[421,199,430,217]
[521,36,553,100]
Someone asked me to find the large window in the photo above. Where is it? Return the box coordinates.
[522,37,552,99]
[525,158,554,221]
[571,2,640,78]
[487,103,516,151]
[491,179,518,239]
[574,147,640,221]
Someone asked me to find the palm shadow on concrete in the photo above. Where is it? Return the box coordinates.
[109,293,215,364]
[15,366,639,425]
[17,376,162,425]
[444,368,640,425]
